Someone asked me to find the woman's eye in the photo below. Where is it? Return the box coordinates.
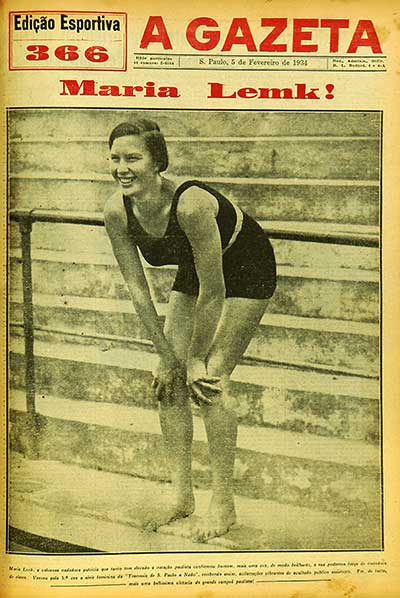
[110,155,140,163]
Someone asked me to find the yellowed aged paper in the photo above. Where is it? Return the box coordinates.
[1,0,400,596]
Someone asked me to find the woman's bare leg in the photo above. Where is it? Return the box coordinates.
[145,291,197,530]
[193,297,268,542]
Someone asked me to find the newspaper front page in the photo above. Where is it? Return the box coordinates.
[1,0,399,596]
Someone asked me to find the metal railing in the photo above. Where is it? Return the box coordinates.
[10,207,380,426]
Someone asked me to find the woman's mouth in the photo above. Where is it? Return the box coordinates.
[118,176,136,186]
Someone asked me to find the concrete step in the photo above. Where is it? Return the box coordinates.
[10,136,379,180]
[10,221,379,273]
[9,337,380,442]
[10,250,379,323]
[10,293,379,376]
[9,109,380,138]
[9,453,381,551]
[10,175,380,225]
[9,394,381,519]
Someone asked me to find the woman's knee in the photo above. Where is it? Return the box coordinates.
[206,350,231,379]
[200,355,236,414]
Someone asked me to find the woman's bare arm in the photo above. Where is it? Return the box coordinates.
[176,188,226,364]
[104,199,179,369]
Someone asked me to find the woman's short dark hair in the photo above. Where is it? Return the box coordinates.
[108,119,168,172]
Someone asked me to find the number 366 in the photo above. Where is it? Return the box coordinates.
[26,44,109,62]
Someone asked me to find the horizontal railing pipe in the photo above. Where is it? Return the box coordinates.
[10,209,105,227]
[9,209,379,247]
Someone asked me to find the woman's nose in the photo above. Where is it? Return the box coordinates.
[117,158,130,173]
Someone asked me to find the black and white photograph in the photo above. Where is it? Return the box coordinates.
[8,108,381,554]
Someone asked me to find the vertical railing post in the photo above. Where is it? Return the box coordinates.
[19,216,36,415]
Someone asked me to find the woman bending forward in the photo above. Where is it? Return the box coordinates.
[104,119,276,542]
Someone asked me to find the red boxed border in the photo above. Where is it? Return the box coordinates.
[9,10,128,71]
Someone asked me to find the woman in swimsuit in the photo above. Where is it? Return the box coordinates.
[104,119,276,542]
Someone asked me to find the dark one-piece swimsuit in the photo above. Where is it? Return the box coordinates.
[123,180,276,300]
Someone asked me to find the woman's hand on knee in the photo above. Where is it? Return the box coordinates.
[152,357,187,404]
[186,358,222,406]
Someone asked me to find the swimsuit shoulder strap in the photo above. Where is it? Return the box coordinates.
[122,194,142,240]
[171,179,227,213]
[172,179,204,202]
[168,180,204,221]
[171,180,243,253]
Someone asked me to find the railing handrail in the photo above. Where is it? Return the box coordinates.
[9,208,379,248]
[10,209,104,227]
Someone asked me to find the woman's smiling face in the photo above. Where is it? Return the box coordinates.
[110,135,158,197]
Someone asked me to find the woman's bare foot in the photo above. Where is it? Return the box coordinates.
[143,493,195,532]
[192,495,236,543]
